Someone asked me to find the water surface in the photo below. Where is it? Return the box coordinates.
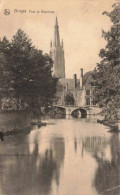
[0,116,120,195]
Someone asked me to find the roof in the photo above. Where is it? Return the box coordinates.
[59,70,95,90]
[83,71,94,85]
[59,78,79,89]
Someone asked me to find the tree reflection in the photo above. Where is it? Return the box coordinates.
[93,133,120,195]
[0,133,65,195]
[82,134,120,194]
[74,138,77,152]
[50,137,65,186]
[82,136,109,155]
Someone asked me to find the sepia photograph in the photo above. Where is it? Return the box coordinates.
[0,0,120,195]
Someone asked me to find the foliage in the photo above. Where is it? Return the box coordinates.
[95,2,120,124]
[0,29,57,113]
[0,37,13,99]
[64,93,75,105]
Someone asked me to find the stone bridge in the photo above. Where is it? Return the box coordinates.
[52,105,89,116]
[51,105,101,117]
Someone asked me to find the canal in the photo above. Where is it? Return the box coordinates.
[0,116,120,195]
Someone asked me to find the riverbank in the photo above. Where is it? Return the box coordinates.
[0,110,47,136]
[97,119,120,132]
[0,110,31,133]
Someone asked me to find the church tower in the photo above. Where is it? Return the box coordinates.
[50,17,65,78]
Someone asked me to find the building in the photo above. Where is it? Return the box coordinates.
[50,18,97,108]
[50,17,65,78]
[57,69,97,107]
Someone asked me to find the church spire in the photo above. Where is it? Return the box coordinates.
[55,17,58,27]
[61,39,63,48]
[54,17,60,47]
[50,17,65,78]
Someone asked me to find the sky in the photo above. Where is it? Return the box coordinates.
[0,0,116,78]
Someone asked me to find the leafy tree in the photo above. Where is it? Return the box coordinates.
[54,80,64,104]
[0,37,13,101]
[95,2,120,126]
[0,29,57,114]
[64,93,75,105]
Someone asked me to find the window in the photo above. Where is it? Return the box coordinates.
[92,90,95,95]
[93,98,96,106]
[86,98,90,105]
[86,90,90,95]
[91,82,95,86]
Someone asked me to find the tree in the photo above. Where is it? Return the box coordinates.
[0,37,14,102]
[64,93,75,105]
[95,2,120,127]
[0,29,57,114]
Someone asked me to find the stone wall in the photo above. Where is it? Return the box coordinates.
[87,107,102,116]
[0,110,31,133]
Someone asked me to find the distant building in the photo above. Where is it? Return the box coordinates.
[57,69,97,107]
[50,18,97,108]
[50,17,65,78]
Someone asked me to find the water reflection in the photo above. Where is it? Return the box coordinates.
[93,133,120,195]
[0,130,65,195]
[44,113,66,119]
[82,136,110,155]
[0,117,119,195]
[74,138,77,152]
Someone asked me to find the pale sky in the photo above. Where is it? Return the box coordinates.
[0,0,116,78]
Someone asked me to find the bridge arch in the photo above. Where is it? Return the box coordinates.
[49,106,66,115]
[71,108,87,118]
[50,105,88,117]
